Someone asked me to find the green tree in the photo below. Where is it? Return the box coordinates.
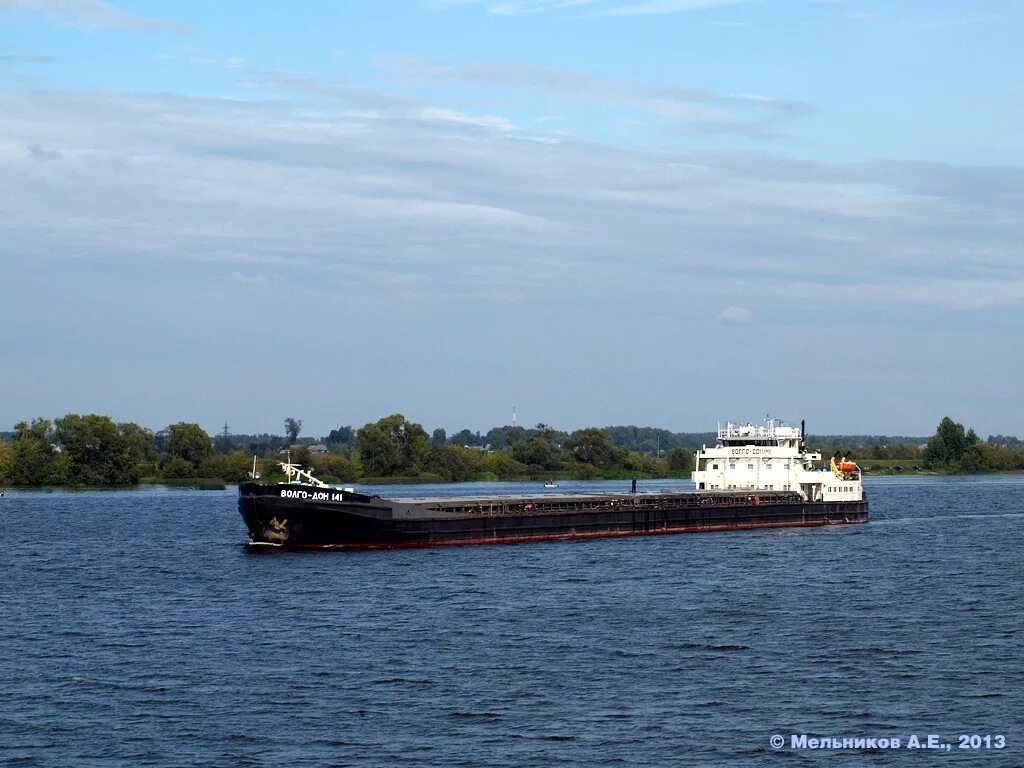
[622,451,645,472]
[197,449,258,481]
[165,423,212,470]
[9,419,55,485]
[666,447,693,473]
[0,440,12,484]
[480,451,529,479]
[531,423,567,451]
[484,425,525,450]
[356,422,401,475]
[327,426,354,446]
[426,444,479,482]
[449,428,484,447]
[163,456,195,478]
[431,427,447,446]
[923,417,976,470]
[532,423,559,443]
[54,413,140,485]
[988,434,1022,449]
[285,417,303,443]
[960,442,999,473]
[46,450,73,485]
[223,450,259,482]
[356,414,430,476]
[314,453,357,483]
[119,422,156,463]
[505,426,526,446]
[290,445,311,469]
[511,436,558,469]
[604,425,680,454]
[564,427,620,468]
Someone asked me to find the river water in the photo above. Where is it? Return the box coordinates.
[1,476,1022,766]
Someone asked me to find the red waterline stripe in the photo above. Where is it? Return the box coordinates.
[272,517,868,551]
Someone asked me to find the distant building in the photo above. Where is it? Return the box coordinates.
[280,444,329,456]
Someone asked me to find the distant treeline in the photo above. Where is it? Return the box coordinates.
[0,414,693,487]
[0,414,1021,487]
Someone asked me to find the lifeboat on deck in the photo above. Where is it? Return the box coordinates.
[830,456,859,475]
[837,461,857,473]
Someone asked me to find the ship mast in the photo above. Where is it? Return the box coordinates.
[279,451,328,487]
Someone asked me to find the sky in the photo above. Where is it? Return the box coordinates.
[1,0,1022,440]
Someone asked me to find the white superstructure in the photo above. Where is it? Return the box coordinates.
[691,420,863,502]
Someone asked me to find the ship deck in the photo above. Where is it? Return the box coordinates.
[403,490,806,517]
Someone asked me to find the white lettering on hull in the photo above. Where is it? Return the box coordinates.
[279,489,346,502]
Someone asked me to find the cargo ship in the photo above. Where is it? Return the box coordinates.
[238,419,867,550]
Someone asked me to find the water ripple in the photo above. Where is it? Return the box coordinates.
[1,477,1022,765]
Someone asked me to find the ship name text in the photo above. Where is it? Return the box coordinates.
[280,489,345,502]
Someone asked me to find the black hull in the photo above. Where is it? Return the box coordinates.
[238,483,868,550]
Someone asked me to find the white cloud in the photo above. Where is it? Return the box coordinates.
[2,65,1022,437]
[719,306,753,324]
[0,76,1021,316]
[0,0,192,33]
[374,55,812,137]
[230,271,266,285]
[486,0,597,15]
[418,107,515,131]
[595,0,750,16]
[784,278,1024,311]
[435,0,750,15]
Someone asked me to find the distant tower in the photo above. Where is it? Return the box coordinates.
[512,405,516,428]
[222,421,230,440]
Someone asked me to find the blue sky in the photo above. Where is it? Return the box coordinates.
[1,0,1022,439]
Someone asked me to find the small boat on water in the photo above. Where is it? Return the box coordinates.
[543,481,558,488]
[238,419,867,550]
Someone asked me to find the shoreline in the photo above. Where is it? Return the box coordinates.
[4,469,1024,492]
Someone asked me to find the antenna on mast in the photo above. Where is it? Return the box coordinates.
[512,404,516,427]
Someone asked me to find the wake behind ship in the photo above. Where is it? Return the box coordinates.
[238,420,868,550]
